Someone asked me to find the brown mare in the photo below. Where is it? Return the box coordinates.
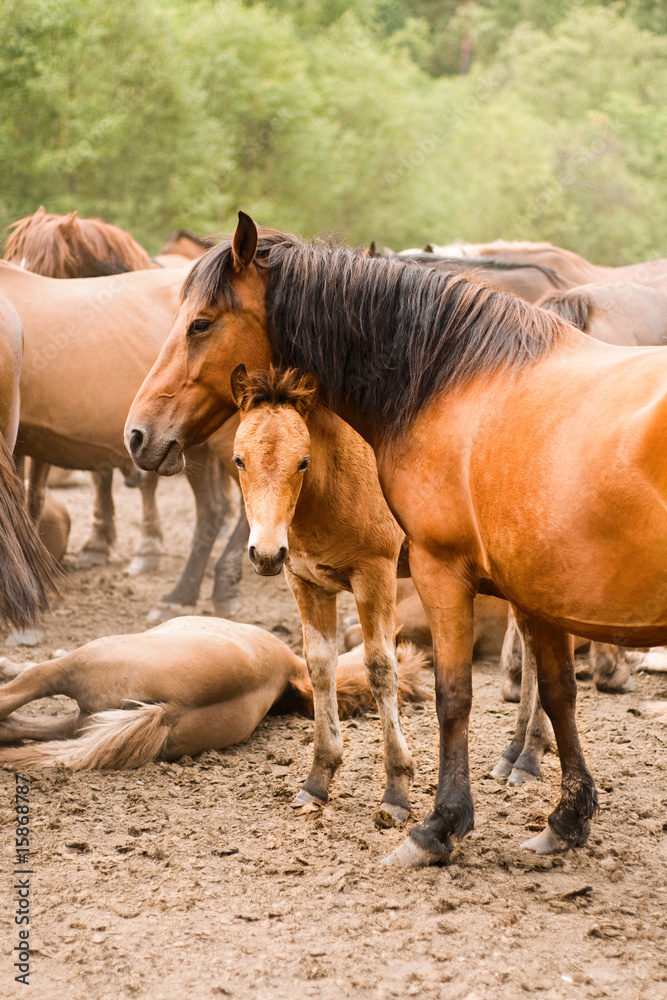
[0,293,59,627]
[3,211,245,618]
[126,213,667,866]
[159,230,217,261]
[0,618,427,770]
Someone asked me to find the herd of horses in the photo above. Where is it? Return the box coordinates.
[0,207,667,869]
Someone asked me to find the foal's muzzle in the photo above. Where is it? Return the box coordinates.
[248,544,288,577]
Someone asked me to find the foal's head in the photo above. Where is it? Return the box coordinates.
[232,365,317,576]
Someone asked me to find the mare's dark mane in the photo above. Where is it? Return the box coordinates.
[166,229,217,249]
[184,229,567,440]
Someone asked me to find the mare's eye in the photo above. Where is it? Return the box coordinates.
[234,456,245,470]
[188,318,212,336]
[298,458,310,472]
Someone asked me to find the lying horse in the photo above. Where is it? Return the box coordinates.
[0,618,428,770]
[0,293,59,627]
[126,213,667,866]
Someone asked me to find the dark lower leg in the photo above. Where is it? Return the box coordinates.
[79,468,115,563]
[500,608,523,702]
[211,506,249,617]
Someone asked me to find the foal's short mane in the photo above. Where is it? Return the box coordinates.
[238,366,316,411]
[184,228,568,439]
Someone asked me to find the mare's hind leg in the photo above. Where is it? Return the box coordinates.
[500,608,523,702]
[0,711,83,743]
[353,564,413,827]
[522,621,597,855]
[149,446,230,622]
[286,569,342,807]
[125,472,164,575]
[492,607,553,783]
[77,468,115,568]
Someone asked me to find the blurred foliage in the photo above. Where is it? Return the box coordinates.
[1,0,666,262]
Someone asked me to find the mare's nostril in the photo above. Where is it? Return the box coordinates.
[248,546,257,563]
[129,428,144,455]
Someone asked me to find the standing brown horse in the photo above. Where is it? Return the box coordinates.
[126,214,667,867]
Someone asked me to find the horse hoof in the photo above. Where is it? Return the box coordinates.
[146,602,189,624]
[521,825,569,855]
[213,591,243,619]
[125,554,161,576]
[75,548,109,569]
[501,679,521,703]
[292,789,325,815]
[382,835,443,868]
[0,656,30,679]
[6,627,45,648]
[490,757,513,780]
[374,802,410,829]
[596,676,636,694]
[508,766,539,786]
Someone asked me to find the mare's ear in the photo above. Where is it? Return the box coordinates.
[295,372,318,416]
[59,210,78,235]
[232,211,258,272]
[231,364,249,408]
[423,243,434,254]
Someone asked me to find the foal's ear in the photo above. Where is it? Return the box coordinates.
[295,372,318,416]
[231,211,258,272]
[231,364,249,408]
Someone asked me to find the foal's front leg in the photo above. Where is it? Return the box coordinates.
[353,562,414,827]
[523,621,597,854]
[386,556,475,867]
[286,569,343,807]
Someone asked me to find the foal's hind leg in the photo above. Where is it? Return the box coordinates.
[125,471,164,575]
[77,468,116,568]
[353,563,413,827]
[522,622,597,855]
[286,570,342,807]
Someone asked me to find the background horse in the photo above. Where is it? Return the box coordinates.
[0,617,427,770]
[126,213,667,868]
[0,293,59,627]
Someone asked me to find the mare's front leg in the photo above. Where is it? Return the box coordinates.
[523,621,598,854]
[286,569,342,807]
[353,562,414,827]
[386,554,474,867]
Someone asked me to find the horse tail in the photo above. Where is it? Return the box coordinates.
[290,642,430,719]
[0,436,61,628]
[538,289,591,332]
[0,703,170,771]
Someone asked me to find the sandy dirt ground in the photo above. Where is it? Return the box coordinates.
[1,473,667,1000]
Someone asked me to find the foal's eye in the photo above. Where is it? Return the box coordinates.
[187,318,212,336]
[298,458,310,472]
[234,456,245,470]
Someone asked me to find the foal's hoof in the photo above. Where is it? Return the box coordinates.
[146,601,189,624]
[6,627,45,648]
[125,553,161,576]
[374,801,410,829]
[508,766,539,786]
[490,756,513,780]
[382,835,443,868]
[521,824,569,855]
[75,548,109,569]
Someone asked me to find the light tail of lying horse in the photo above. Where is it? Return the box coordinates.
[0,643,428,771]
[0,436,60,627]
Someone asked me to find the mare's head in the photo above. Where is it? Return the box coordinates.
[232,365,317,576]
[4,208,153,277]
[126,211,282,475]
